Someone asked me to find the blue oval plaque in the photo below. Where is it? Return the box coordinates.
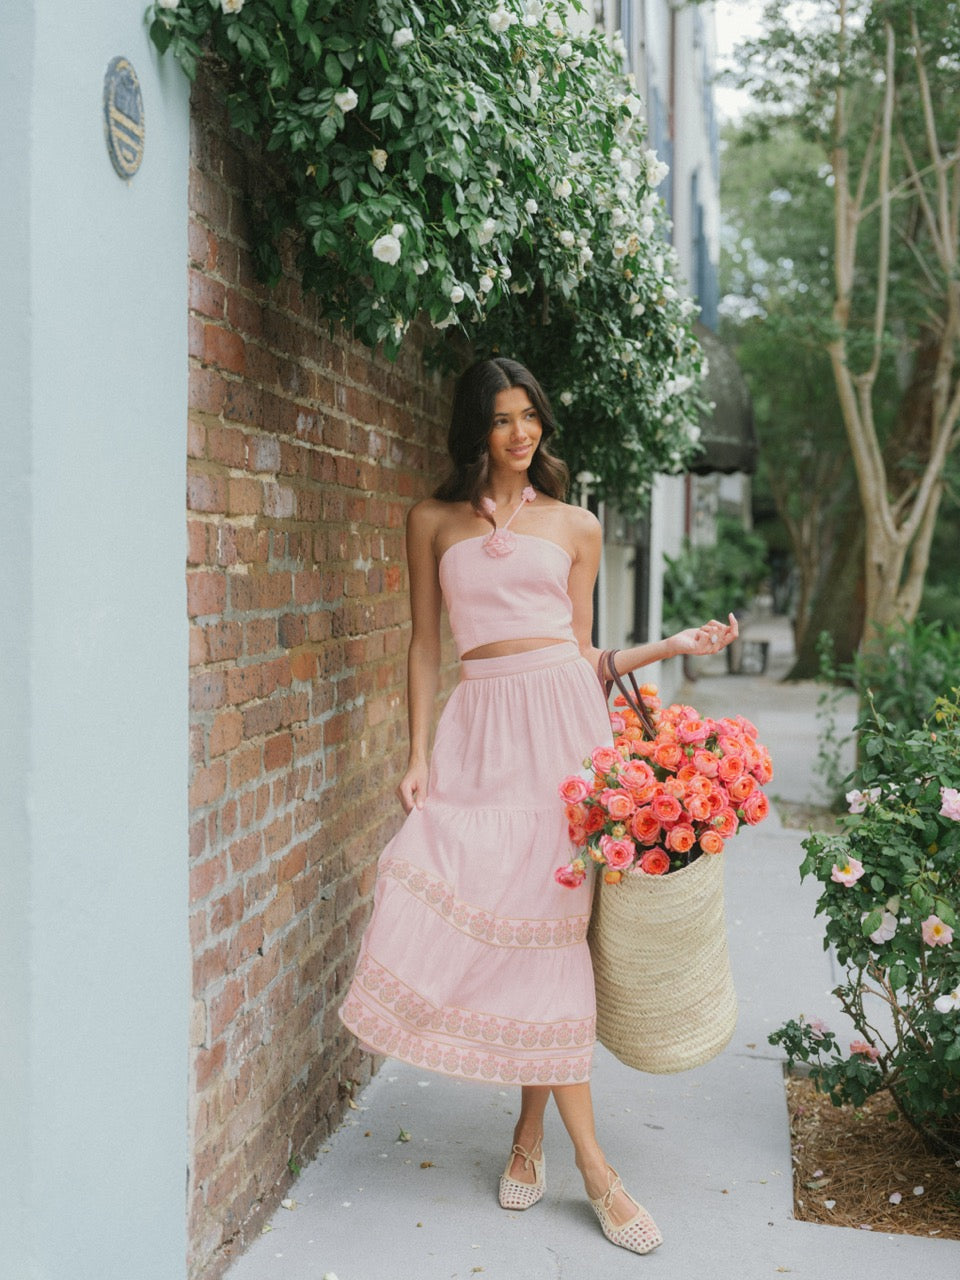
[103,56,144,179]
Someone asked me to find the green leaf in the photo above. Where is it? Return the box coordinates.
[292,0,309,24]
[324,52,343,87]
[150,18,173,56]
[861,909,883,938]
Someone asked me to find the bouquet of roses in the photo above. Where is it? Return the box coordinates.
[555,685,773,887]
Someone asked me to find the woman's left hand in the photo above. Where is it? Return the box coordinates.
[671,613,739,657]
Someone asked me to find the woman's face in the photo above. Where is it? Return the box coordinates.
[487,386,542,474]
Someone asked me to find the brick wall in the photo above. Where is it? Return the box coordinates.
[186,71,454,1278]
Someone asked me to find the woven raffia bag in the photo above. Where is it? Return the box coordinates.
[588,651,738,1073]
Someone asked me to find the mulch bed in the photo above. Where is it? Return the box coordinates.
[787,1074,960,1239]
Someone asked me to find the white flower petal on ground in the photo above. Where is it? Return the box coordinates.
[889,1191,902,1204]
[371,234,402,265]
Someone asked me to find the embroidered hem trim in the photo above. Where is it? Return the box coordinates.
[384,857,590,949]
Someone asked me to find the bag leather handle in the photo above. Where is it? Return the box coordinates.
[597,649,657,740]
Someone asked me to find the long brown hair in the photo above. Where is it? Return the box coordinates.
[433,358,569,507]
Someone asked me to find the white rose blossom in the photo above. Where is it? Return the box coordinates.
[371,234,402,265]
[477,217,498,245]
[559,390,574,406]
[334,88,358,113]
[524,198,539,215]
[488,8,516,35]
[432,312,457,330]
[552,176,572,200]
[157,0,180,9]
[392,27,414,49]
[370,148,388,172]
[478,275,494,294]
[559,229,576,248]
[220,0,244,11]
[443,24,456,37]
[413,259,429,276]
[449,284,465,304]
[557,42,573,59]
[391,223,407,238]
[523,0,544,23]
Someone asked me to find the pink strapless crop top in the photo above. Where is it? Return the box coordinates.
[438,532,576,657]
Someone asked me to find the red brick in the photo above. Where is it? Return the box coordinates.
[187,571,226,618]
[204,324,246,375]
[189,268,226,320]
[289,650,316,682]
[209,711,243,757]
[264,732,293,772]
[190,761,227,809]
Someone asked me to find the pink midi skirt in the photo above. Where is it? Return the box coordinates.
[339,641,614,1085]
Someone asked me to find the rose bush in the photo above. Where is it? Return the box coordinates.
[770,689,960,1155]
[148,0,705,512]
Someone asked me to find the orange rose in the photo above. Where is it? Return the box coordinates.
[654,741,684,771]
[559,774,591,805]
[685,793,712,822]
[699,829,725,855]
[727,774,757,804]
[583,806,607,834]
[665,823,696,854]
[591,745,621,775]
[638,847,670,875]
[565,802,588,825]
[717,753,746,783]
[741,790,770,825]
[712,806,740,838]
[600,788,637,821]
[629,808,662,845]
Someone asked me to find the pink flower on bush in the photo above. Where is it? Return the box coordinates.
[846,787,881,814]
[921,914,954,947]
[850,1039,880,1061]
[590,746,621,775]
[831,857,865,886]
[638,847,670,875]
[558,774,591,805]
[940,786,960,822]
[805,1017,829,1040]
[599,834,635,870]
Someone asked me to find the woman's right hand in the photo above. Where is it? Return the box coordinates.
[397,761,429,814]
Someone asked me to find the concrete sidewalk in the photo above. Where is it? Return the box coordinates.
[227,618,959,1280]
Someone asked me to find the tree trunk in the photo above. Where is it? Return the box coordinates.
[788,488,865,678]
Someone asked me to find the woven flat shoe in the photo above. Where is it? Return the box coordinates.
[589,1167,663,1254]
[498,1139,545,1210]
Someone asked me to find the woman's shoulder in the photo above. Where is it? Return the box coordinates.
[537,495,601,536]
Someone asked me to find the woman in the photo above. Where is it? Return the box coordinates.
[339,357,737,1255]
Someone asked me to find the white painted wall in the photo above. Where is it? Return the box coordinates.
[0,4,189,1277]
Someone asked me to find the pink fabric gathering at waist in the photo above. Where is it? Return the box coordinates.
[459,639,582,680]
[438,532,576,659]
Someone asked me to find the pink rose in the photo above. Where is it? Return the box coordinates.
[638,847,670,876]
[727,773,757,804]
[684,792,712,822]
[599,834,635,870]
[922,914,954,947]
[619,758,656,794]
[717,753,746,784]
[650,791,682,824]
[599,788,637,820]
[558,774,591,805]
[591,746,621,775]
[717,734,745,757]
[554,861,586,889]
[831,857,865,887]
[653,741,684,771]
[740,790,770,825]
[940,786,960,822]
[609,711,626,735]
[692,748,719,778]
[677,716,710,745]
[712,806,740,838]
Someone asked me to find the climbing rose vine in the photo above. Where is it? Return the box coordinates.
[149,0,705,511]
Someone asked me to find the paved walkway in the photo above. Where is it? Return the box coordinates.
[227,619,959,1279]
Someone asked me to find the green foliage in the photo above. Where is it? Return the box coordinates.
[855,619,960,732]
[771,689,960,1153]
[148,0,705,513]
[813,631,854,806]
[661,517,767,634]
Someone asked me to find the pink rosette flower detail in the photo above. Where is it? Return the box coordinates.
[591,745,621,775]
[921,914,954,947]
[740,790,770,826]
[481,529,517,557]
[940,786,960,822]
[831,857,865,887]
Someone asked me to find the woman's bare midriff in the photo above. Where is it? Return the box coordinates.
[460,637,570,661]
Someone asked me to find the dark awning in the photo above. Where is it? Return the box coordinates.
[688,322,757,476]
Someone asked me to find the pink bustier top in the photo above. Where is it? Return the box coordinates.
[438,533,576,658]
